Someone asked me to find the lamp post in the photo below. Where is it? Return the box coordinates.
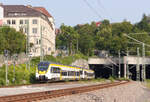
[20,20,30,70]
[4,50,9,86]
[12,54,18,83]
[26,20,30,70]
[142,43,145,81]
[118,50,121,78]
[40,26,43,62]
[137,47,140,81]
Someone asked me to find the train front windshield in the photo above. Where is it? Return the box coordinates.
[38,66,48,71]
[38,62,49,71]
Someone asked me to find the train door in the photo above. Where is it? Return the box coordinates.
[60,70,62,80]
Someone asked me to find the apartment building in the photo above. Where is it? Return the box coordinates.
[0,4,55,56]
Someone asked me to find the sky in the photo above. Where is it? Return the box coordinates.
[1,0,150,28]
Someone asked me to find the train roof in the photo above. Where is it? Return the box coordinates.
[38,61,92,71]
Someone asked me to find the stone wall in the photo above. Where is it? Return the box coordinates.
[0,53,27,67]
[71,59,89,69]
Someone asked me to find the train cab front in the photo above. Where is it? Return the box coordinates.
[36,62,49,81]
[38,75,48,81]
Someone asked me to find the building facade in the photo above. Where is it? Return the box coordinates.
[0,4,55,56]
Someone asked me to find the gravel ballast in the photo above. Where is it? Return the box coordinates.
[41,81,150,102]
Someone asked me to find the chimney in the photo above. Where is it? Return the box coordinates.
[27,5,32,8]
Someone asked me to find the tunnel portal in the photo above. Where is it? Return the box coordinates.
[89,64,115,79]
[89,64,150,81]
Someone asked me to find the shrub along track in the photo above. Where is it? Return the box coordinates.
[0,81,130,102]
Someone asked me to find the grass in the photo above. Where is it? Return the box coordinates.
[145,79,150,89]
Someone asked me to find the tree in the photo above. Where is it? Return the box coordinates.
[79,33,95,56]
[59,24,79,55]
[136,14,150,32]
[95,20,112,50]
[74,22,97,56]
[0,26,26,54]
[56,15,150,57]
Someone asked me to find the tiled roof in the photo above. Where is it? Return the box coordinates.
[2,5,42,17]
[33,7,52,17]
[1,5,54,30]
[96,22,101,27]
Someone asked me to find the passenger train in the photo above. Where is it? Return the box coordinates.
[36,61,95,81]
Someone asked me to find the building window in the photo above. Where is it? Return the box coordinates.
[7,20,11,24]
[39,40,41,44]
[34,49,36,53]
[25,28,28,33]
[36,39,39,44]
[25,20,29,24]
[8,12,27,16]
[20,20,23,24]
[48,47,51,51]
[32,19,37,24]
[19,27,23,33]
[32,28,37,34]
[12,20,16,24]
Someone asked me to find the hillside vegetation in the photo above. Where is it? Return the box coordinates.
[0,54,88,86]
[57,14,150,56]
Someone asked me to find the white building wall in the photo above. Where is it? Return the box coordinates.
[40,17,55,55]
[0,6,3,19]
[3,16,56,57]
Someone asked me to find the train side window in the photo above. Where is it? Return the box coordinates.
[85,71,87,75]
[75,72,79,76]
[51,67,61,73]
[68,71,74,76]
[80,71,83,75]
[51,68,53,73]
[62,71,67,76]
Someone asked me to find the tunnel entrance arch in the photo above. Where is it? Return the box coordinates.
[89,64,115,79]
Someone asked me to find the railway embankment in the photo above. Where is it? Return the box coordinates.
[42,81,150,102]
[0,81,128,102]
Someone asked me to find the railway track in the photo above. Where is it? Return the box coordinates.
[0,81,130,102]
[0,81,79,88]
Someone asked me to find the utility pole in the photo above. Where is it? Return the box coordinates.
[12,54,17,83]
[26,20,30,70]
[4,50,9,86]
[76,38,78,53]
[29,56,30,71]
[13,59,15,83]
[118,50,121,78]
[136,47,140,81]
[142,43,146,81]
[5,55,8,86]
[126,48,129,79]
[40,26,43,62]
[112,64,114,77]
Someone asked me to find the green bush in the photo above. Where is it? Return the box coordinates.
[31,54,88,65]
[108,76,115,82]
[0,64,36,86]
